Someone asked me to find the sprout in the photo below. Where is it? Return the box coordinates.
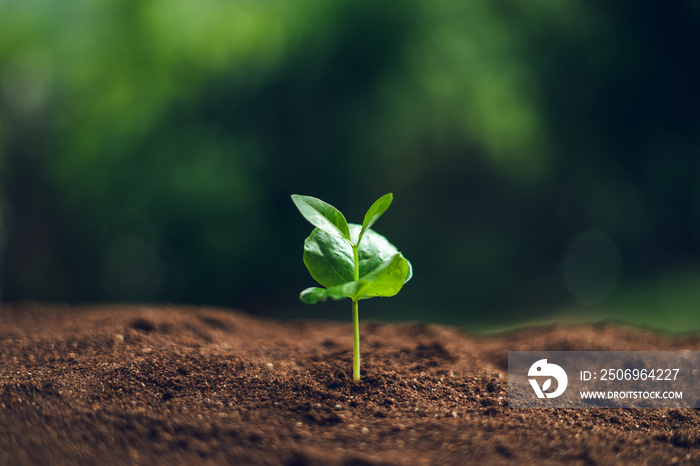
[291,193,412,381]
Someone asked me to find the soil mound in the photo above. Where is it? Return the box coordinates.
[1,303,699,465]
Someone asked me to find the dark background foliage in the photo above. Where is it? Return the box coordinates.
[1,0,699,330]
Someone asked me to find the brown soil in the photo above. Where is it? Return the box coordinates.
[1,303,699,465]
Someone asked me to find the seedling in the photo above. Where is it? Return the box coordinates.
[291,193,412,381]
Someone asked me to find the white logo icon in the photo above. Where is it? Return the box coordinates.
[528,359,568,398]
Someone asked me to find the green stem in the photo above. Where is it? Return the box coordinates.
[352,245,360,381]
[353,245,360,281]
[352,297,360,381]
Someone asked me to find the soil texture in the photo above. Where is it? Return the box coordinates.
[1,303,700,465]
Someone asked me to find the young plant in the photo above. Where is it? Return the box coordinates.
[291,193,412,381]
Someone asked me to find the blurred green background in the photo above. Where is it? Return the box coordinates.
[1,0,699,331]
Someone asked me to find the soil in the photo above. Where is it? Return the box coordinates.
[1,303,699,465]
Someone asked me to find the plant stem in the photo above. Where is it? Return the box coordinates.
[352,244,360,381]
[353,245,360,281]
[352,297,360,381]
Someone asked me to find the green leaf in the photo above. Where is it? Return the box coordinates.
[300,253,410,304]
[356,252,410,299]
[301,224,412,303]
[299,286,331,305]
[291,194,351,242]
[303,227,355,288]
[300,282,358,304]
[360,193,393,241]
